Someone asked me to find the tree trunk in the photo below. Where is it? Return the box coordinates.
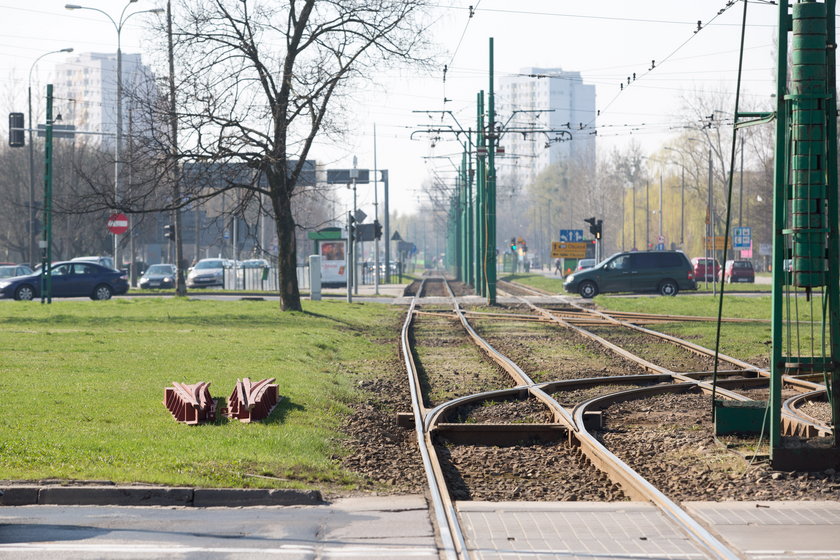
[272,188,302,311]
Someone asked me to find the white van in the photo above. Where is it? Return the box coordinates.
[71,256,116,270]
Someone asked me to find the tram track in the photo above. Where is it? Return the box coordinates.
[402,275,746,560]
[498,279,832,437]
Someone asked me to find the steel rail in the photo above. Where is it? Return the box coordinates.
[783,389,832,436]
[442,276,741,559]
[400,296,464,560]
[501,275,831,440]
[572,386,741,560]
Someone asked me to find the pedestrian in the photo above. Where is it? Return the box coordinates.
[554,258,562,275]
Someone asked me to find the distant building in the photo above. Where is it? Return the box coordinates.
[55,52,156,148]
[498,67,596,188]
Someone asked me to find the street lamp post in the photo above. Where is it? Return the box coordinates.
[28,48,73,267]
[65,2,163,272]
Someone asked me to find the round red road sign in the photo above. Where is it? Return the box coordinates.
[107,213,129,235]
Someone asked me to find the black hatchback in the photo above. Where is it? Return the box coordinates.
[0,261,129,301]
[564,251,697,298]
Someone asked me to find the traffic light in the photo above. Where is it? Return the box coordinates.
[510,237,517,252]
[9,113,24,147]
[348,212,356,242]
[521,239,528,253]
[374,220,383,240]
[163,224,174,240]
[584,217,596,236]
[584,217,603,240]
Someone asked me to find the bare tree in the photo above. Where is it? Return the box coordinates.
[169,0,434,310]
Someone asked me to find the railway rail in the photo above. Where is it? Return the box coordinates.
[400,274,829,559]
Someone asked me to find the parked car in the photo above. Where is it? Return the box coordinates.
[0,261,128,301]
[138,263,177,289]
[0,264,34,279]
[720,260,755,283]
[691,257,721,282]
[71,255,116,270]
[575,258,596,272]
[564,250,697,298]
[240,259,269,269]
[186,258,232,288]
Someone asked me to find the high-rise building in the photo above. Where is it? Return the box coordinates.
[55,52,154,148]
[498,67,596,188]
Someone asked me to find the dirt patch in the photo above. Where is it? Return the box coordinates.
[470,310,646,383]
[412,311,514,406]
[436,439,627,501]
[336,357,426,497]
[598,391,840,501]
[452,397,554,424]
[586,326,729,373]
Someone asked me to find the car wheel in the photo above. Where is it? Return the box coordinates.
[14,285,35,301]
[91,284,113,301]
[579,280,598,299]
[659,279,679,296]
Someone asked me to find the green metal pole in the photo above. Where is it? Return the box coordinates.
[770,0,789,453]
[486,37,497,305]
[40,84,54,304]
[459,152,465,283]
[476,91,486,296]
[822,0,840,447]
[466,132,474,287]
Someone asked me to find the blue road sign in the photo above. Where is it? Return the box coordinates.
[733,227,751,249]
[559,229,584,242]
[655,243,665,250]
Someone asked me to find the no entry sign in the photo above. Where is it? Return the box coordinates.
[107,213,129,235]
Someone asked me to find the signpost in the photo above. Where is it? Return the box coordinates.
[107,213,128,235]
[551,241,587,259]
[733,226,752,249]
[559,229,584,242]
[705,236,729,251]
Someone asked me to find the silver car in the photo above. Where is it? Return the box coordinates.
[186,258,231,288]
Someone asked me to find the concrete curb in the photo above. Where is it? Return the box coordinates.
[0,486,323,507]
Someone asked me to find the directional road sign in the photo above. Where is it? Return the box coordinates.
[732,227,751,249]
[551,241,587,258]
[559,229,584,242]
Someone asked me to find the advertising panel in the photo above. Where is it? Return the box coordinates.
[319,240,347,286]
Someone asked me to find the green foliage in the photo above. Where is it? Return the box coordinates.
[0,299,401,488]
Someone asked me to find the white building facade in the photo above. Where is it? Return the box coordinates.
[498,67,596,188]
[55,52,153,148]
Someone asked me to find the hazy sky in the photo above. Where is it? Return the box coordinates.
[3,1,781,219]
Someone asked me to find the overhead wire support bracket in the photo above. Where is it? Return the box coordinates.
[734,111,776,129]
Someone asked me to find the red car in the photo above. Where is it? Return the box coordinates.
[691,257,720,282]
[720,260,755,283]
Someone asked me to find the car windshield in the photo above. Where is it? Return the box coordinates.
[146,264,174,275]
[195,260,224,270]
[733,261,752,268]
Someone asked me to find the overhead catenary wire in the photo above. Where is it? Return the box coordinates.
[711,0,749,417]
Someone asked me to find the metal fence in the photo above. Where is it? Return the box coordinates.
[221,265,310,291]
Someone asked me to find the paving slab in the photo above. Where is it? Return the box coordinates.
[686,501,840,560]
[457,501,708,560]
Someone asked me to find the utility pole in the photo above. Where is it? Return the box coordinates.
[40,84,55,304]
[167,0,186,295]
[486,37,497,305]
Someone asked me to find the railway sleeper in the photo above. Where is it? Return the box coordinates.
[164,381,217,425]
[432,423,568,445]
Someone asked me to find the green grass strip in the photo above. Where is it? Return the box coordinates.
[0,298,402,489]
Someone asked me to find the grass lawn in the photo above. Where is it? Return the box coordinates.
[0,298,402,489]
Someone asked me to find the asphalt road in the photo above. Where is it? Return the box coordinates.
[0,497,438,559]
